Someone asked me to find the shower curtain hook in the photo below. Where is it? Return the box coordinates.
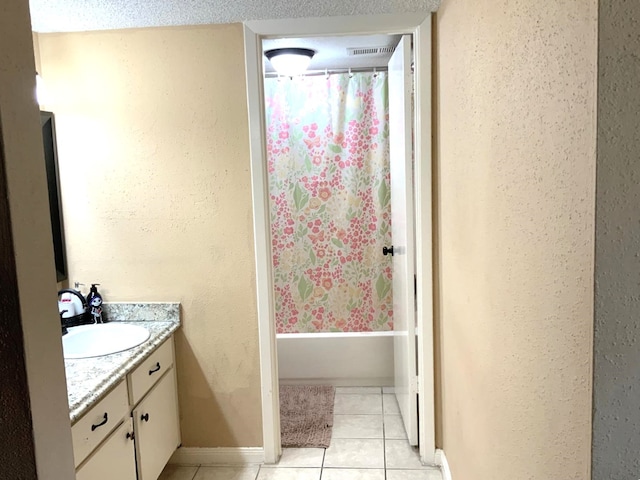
[373,67,377,78]
[325,68,329,78]
[348,68,353,78]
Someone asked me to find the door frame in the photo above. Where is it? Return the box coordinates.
[243,13,434,465]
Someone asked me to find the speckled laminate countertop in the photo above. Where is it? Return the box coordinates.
[64,303,180,424]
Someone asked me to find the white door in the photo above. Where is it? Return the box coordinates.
[388,35,418,446]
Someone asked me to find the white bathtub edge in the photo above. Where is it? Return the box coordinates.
[277,331,394,386]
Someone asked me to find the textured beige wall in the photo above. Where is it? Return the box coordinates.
[435,0,596,478]
[1,2,75,477]
[592,2,640,478]
[38,24,262,447]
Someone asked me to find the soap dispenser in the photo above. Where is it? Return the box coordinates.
[86,284,104,324]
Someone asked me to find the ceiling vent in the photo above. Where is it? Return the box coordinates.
[347,46,396,56]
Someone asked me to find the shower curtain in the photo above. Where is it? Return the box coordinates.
[265,72,392,333]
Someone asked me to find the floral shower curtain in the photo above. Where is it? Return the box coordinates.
[265,72,393,333]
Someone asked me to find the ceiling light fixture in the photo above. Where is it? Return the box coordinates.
[265,48,315,77]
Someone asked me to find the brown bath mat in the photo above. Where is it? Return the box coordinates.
[280,385,335,448]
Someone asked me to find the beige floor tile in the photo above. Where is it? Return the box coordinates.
[382,394,401,414]
[385,440,430,469]
[158,465,199,480]
[194,466,260,480]
[274,448,325,468]
[323,438,384,469]
[321,468,385,480]
[386,468,443,479]
[383,414,408,440]
[333,414,383,439]
[335,387,382,394]
[257,467,321,480]
[334,394,383,415]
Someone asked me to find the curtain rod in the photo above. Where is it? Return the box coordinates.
[264,66,389,78]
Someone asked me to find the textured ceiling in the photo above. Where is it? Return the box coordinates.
[29,0,440,33]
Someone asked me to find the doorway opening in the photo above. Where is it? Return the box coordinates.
[263,33,419,470]
[243,13,435,467]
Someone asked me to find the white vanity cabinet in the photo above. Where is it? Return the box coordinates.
[72,336,180,480]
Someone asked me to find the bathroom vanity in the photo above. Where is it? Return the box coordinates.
[64,304,180,480]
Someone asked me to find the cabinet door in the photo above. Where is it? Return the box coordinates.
[76,419,137,480]
[134,369,180,480]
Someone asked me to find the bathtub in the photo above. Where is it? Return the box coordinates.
[277,331,394,386]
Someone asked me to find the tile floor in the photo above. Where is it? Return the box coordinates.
[160,387,442,480]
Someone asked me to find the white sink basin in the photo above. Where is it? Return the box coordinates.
[63,323,150,359]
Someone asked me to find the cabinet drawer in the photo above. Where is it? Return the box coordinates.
[76,418,137,480]
[128,338,174,405]
[72,380,129,467]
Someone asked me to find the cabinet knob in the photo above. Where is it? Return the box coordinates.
[141,413,150,422]
[126,431,135,441]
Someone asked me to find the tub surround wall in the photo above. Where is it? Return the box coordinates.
[37,24,262,448]
[435,0,597,478]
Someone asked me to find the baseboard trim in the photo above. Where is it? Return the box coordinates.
[169,447,264,466]
[435,449,452,480]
